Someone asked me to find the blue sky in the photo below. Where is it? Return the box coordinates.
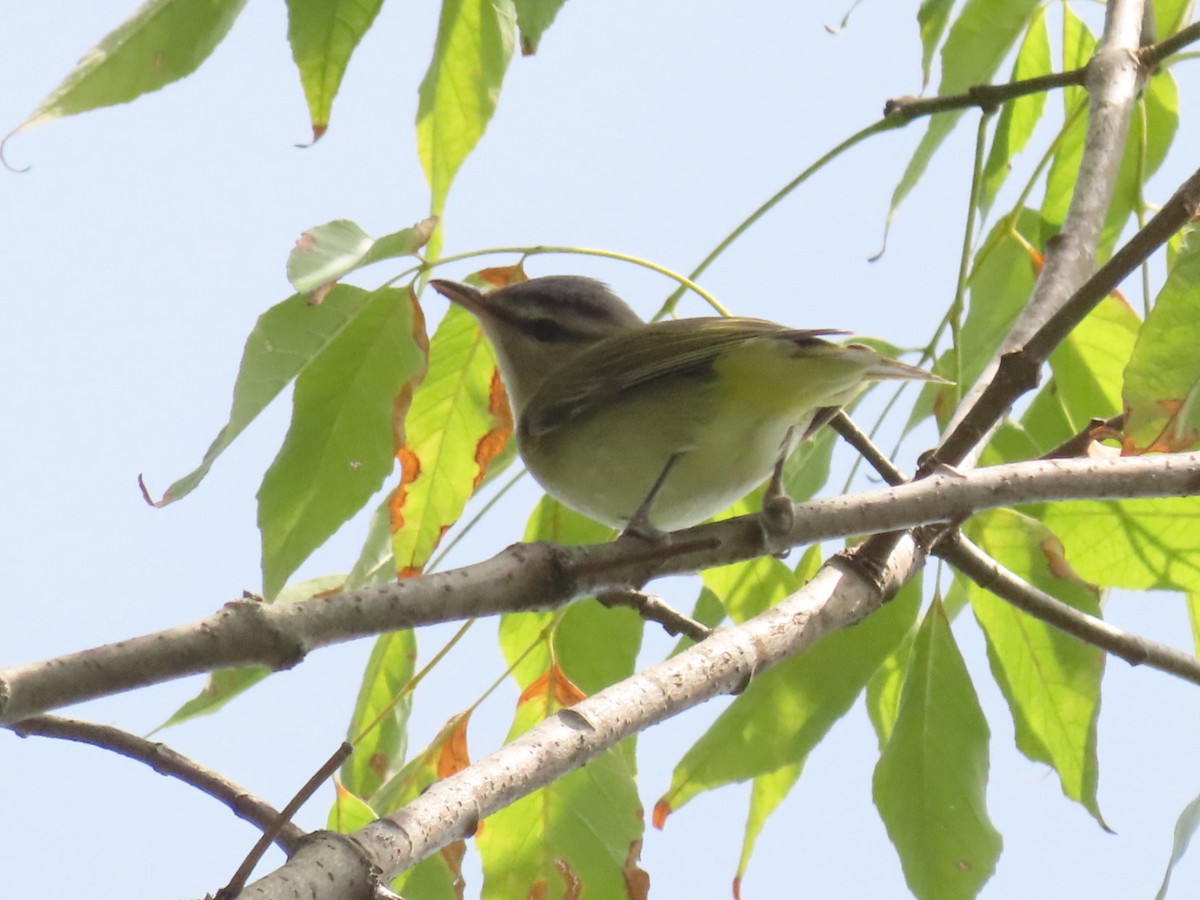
[3,2,1199,897]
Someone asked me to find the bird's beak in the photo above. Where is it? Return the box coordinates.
[429,279,488,317]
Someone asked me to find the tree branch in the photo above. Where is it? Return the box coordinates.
[236,539,928,899]
[938,0,1151,467]
[3,452,1199,725]
[935,532,1200,684]
[8,715,307,853]
[932,164,1200,467]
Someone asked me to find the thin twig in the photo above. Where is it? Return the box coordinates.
[216,742,352,899]
[932,167,1200,468]
[9,715,306,853]
[829,412,907,486]
[597,590,713,642]
[1040,414,1126,460]
[936,531,1200,685]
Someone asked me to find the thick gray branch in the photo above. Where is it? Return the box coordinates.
[2,451,1198,724]
[945,0,1148,456]
[237,540,926,899]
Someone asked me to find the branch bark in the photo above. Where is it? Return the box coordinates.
[3,451,1198,725]
[237,540,927,899]
[940,0,1150,465]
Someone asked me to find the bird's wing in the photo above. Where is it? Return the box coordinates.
[523,317,845,436]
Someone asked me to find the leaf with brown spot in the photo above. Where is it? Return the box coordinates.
[473,263,528,288]
[389,291,517,576]
[286,217,439,300]
[1123,235,1200,453]
[369,712,473,898]
[478,662,645,898]
[340,628,418,800]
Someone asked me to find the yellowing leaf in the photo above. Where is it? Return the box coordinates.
[478,663,645,900]
[390,303,515,578]
[1123,234,1200,453]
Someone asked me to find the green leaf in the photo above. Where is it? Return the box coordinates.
[153,286,376,505]
[888,0,1041,223]
[345,494,397,589]
[873,599,1002,900]
[391,304,514,578]
[286,217,437,299]
[655,581,919,818]
[864,617,918,749]
[702,556,798,623]
[917,0,955,88]
[966,510,1105,824]
[1156,793,1200,900]
[979,8,1050,215]
[1123,233,1200,453]
[372,712,473,897]
[327,780,379,832]
[907,209,1043,433]
[1038,498,1200,593]
[285,0,386,140]
[498,498,638,696]
[735,762,803,896]
[340,629,418,799]
[258,287,426,599]
[477,665,646,900]
[1156,0,1196,36]
[1189,594,1200,658]
[417,0,516,225]
[10,0,248,134]
[513,0,568,55]
[154,575,344,730]
[1027,292,1140,442]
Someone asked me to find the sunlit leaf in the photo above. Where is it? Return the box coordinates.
[498,498,637,697]
[888,0,1041,224]
[873,600,1001,900]
[327,780,379,833]
[391,303,513,578]
[285,0,386,141]
[980,8,1050,215]
[10,0,247,135]
[916,0,955,88]
[1123,234,1200,453]
[417,0,516,240]
[152,286,376,505]
[286,217,436,300]
[513,0,568,55]
[1155,793,1200,900]
[372,713,473,898]
[340,629,418,799]
[154,575,345,729]
[735,762,803,899]
[655,582,919,820]
[966,510,1105,824]
[1038,498,1200,593]
[258,287,427,599]
[478,664,647,900]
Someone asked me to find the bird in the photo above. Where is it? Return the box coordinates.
[430,275,940,538]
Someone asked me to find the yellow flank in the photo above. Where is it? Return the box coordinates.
[711,336,873,415]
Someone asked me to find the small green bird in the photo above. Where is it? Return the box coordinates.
[430,276,938,537]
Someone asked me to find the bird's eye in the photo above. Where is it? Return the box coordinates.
[525,317,569,342]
